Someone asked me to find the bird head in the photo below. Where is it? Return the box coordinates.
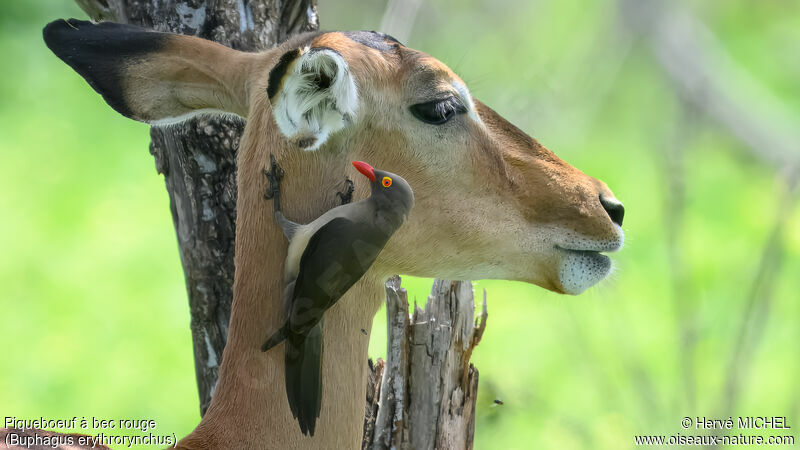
[352,161,414,217]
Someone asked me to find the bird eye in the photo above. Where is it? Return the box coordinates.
[409,96,467,125]
[382,176,392,187]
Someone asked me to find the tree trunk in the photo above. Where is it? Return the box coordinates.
[75,0,319,416]
[74,3,486,448]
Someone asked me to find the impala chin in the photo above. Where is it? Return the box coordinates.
[557,250,612,294]
[553,229,624,295]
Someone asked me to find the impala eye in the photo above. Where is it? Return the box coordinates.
[409,96,467,125]
[382,176,393,187]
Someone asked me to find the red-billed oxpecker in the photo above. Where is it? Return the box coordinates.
[261,158,414,436]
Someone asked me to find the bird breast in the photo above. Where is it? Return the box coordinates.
[282,201,373,284]
[284,224,314,284]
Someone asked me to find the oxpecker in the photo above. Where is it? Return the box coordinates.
[261,157,414,436]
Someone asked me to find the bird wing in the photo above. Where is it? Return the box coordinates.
[287,217,389,335]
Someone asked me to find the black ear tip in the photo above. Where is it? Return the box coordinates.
[42,20,63,47]
[43,18,91,48]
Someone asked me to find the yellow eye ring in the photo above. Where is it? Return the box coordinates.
[382,176,392,187]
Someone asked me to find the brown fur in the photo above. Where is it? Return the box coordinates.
[122,38,256,120]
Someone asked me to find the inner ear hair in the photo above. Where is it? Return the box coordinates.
[268,46,359,151]
[312,71,332,90]
[301,47,342,91]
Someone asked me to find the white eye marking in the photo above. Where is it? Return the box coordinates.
[452,81,482,125]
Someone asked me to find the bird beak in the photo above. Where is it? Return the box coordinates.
[352,161,376,182]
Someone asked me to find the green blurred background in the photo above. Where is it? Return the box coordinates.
[1,1,798,449]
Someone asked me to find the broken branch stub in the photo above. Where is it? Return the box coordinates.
[367,276,487,450]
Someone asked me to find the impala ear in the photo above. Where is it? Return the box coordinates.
[44,19,251,124]
[267,46,358,151]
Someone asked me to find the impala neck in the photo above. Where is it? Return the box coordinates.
[177,93,385,449]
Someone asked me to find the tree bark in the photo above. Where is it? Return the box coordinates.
[75,0,319,416]
[366,277,487,450]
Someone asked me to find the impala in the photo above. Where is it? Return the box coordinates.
[39,19,625,449]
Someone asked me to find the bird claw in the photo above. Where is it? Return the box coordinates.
[336,177,354,205]
[264,154,284,200]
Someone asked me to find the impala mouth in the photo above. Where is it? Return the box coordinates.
[555,245,615,295]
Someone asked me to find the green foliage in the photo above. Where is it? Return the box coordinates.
[2,1,798,449]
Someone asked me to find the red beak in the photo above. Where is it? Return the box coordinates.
[352,161,376,182]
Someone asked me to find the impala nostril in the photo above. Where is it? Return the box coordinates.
[599,195,624,227]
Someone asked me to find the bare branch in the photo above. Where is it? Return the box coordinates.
[657,102,701,412]
[75,0,127,23]
[379,0,423,43]
[620,0,800,171]
[719,178,798,424]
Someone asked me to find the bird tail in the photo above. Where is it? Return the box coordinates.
[261,323,287,352]
[284,322,324,436]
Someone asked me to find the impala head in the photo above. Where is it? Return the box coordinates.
[44,20,624,295]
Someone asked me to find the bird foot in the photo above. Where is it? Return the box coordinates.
[336,177,354,205]
[264,154,284,201]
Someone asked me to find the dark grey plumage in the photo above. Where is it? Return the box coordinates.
[262,159,414,436]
